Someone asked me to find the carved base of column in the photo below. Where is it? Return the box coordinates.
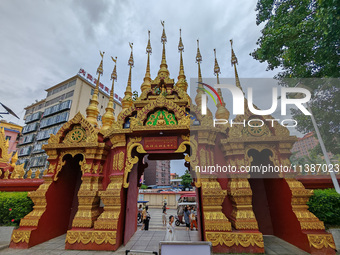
[65,230,118,251]
[227,178,259,230]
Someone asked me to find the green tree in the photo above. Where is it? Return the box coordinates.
[252,0,340,154]
[180,170,192,189]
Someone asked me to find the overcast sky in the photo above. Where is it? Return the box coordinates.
[0,0,292,176]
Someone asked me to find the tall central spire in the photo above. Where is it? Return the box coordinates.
[122,43,134,111]
[141,31,152,92]
[195,39,204,107]
[214,49,229,120]
[101,56,117,130]
[157,21,170,79]
[176,29,188,92]
[86,51,104,127]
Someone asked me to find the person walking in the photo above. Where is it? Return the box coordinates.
[143,205,151,231]
[137,204,143,224]
[190,206,198,231]
[184,205,191,231]
[162,204,167,226]
[165,215,176,241]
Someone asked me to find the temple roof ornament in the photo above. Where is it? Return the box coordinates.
[102,56,117,130]
[122,43,134,111]
[157,21,170,79]
[214,48,229,120]
[195,39,204,107]
[230,39,243,92]
[141,31,152,93]
[86,51,105,127]
[176,29,188,92]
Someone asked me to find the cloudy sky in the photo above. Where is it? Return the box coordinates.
[0,0,281,124]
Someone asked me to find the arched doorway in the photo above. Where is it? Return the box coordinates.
[123,142,202,245]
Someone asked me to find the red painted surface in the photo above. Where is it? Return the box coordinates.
[124,163,139,245]
[297,176,340,189]
[0,179,43,191]
[10,156,82,249]
[249,178,274,235]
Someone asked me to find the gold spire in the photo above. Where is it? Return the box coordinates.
[101,56,117,130]
[141,30,152,92]
[195,39,204,107]
[86,51,104,127]
[122,43,134,111]
[176,29,188,92]
[214,49,230,120]
[230,39,243,92]
[157,21,170,79]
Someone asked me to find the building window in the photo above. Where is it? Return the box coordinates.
[5,136,11,141]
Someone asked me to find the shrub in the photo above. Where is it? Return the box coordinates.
[0,192,33,226]
[307,189,340,226]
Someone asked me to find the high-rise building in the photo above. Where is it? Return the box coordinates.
[17,69,122,173]
[291,132,318,158]
[143,158,170,186]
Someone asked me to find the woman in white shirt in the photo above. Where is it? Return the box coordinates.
[165,215,176,241]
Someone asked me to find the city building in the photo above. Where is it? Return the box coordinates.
[17,69,122,173]
[143,158,170,186]
[291,132,318,158]
[0,120,22,158]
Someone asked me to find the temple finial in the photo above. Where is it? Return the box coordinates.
[230,39,243,92]
[176,28,188,92]
[214,49,229,120]
[86,51,105,127]
[102,56,117,130]
[157,21,170,78]
[141,31,152,92]
[195,39,204,106]
[122,43,134,111]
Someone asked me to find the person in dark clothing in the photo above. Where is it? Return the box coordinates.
[184,206,191,231]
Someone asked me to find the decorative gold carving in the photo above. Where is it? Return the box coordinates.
[123,137,146,188]
[19,177,53,227]
[286,179,325,230]
[34,169,41,179]
[10,163,25,179]
[201,178,232,232]
[66,230,116,245]
[26,170,32,179]
[206,232,264,248]
[54,150,85,181]
[307,234,336,249]
[94,175,123,230]
[118,151,124,171]
[63,125,86,144]
[0,127,11,163]
[227,178,259,230]
[11,230,31,243]
[3,170,9,179]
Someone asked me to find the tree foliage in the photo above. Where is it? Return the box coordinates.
[180,170,192,189]
[252,0,340,154]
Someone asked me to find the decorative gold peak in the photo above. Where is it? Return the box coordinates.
[128,42,134,67]
[214,48,221,76]
[122,43,134,111]
[214,49,229,120]
[196,39,202,63]
[230,39,238,66]
[157,20,170,79]
[86,51,104,127]
[97,51,105,75]
[101,56,117,130]
[230,39,243,92]
[141,31,152,92]
[161,20,167,43]
[111,56,117,81]
[178,29,184,52]
[146,30,152,54]
[176,28,187,92]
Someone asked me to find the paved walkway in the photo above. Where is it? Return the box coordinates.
[0,209,322,254]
